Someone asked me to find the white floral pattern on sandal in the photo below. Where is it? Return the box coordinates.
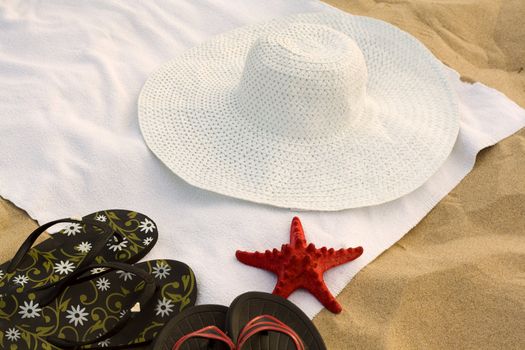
[54,260,75,275]
[18,300,42,319]
[155,298,174,317]
[152,261,171,279]
[138,218,156,233]
[66,305,89,326]
[62,223,82,236]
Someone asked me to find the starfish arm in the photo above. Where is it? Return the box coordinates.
[272,277,299,299]
[304,276,342,314]
[236,250,280,272]
[290,217,307,248]
[320,246,364,270]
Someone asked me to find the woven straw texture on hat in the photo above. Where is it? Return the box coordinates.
[138,12,459,211]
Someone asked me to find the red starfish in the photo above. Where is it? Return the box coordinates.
[236,217,363,313]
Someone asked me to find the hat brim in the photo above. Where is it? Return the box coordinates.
[138,12,459,211]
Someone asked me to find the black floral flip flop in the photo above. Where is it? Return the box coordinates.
[0,209,158,305]
[0,259,197,349]
[153,305,233,350]
[226,292,326,350]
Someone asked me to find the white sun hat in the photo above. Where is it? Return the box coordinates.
[138,12,459,211]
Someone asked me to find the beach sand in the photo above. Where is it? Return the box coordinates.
[1,0,524,348]
[314,0,525,349]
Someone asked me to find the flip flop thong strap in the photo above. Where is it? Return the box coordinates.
[6,216,114,275]
[3,216,120,298]
[173,326,236,350]
[17,218,120,305]
[237,315,305,350]
[6,218,83,273]
[45,261,157,349]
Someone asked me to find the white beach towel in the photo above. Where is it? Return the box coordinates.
[0,0,524,318]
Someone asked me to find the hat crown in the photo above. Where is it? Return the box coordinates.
[236,23,368,138]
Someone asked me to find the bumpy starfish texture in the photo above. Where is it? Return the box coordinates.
[236,217,363,313]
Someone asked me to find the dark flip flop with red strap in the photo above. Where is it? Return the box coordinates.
[236,315,305,350]
[0,209,158,304]
[153,305,234,350]
[226,292,326,350]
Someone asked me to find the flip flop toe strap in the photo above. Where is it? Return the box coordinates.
[237,315,305,350]
[4,216,114,287]
[6,218,84,273]
[173,325,236,350]
[3,216,121,298]
[44,262,156,349]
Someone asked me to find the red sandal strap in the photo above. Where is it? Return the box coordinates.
[237,315,305,350]
[173,325,236,350]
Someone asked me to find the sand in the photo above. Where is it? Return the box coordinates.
[313,0,525,349]
[1,0,524,348]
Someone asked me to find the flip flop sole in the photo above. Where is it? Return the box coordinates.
[1,259,197,349]
[154,305,230,350]
[0,209,158,297]
[226,292,326,350]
